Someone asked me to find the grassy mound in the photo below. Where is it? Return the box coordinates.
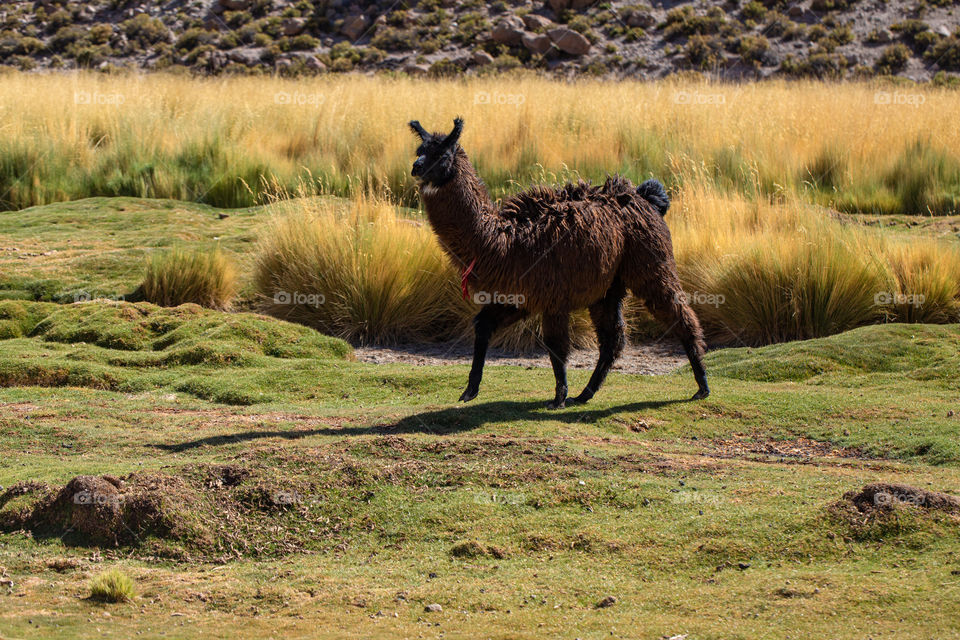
[0,300,352,403]
[704,323,960,385]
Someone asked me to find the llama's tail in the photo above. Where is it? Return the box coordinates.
[637,179,670,217]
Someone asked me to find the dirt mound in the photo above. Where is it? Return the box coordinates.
[1,472,204,547]
[0,464,330,554]
[839,483,960,514]
[829,483,960,538]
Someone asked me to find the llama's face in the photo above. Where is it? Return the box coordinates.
[409,118,463,188]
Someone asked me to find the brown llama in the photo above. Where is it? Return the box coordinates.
[409,118,709,408]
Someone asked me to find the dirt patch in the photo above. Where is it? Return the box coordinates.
[837,483,960,515]
[828,483,960,538]
[354,341,687,376]
[449,540,509,559]
[708,435,864,461]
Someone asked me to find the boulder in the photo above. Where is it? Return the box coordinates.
[626,11,655,28]
[522,33,554,55]
[472,50,495,65]
[547,27,590,55]
[282,17,306,36]
[522,14,553,31]
[228,49,261,65]
[492,17,526,46]
[341,14,370,41]
[304,55,326,71]
[787,5,804,17]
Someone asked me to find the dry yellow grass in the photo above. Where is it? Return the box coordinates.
[252,184,960,347]
[1,72,958,212]
[3,72,957,345]
[142,246,238,310]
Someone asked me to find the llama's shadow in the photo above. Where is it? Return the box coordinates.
[151,398,685,453]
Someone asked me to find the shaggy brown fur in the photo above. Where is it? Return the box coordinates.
[410,118,709,408]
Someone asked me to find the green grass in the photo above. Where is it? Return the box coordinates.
[88,569,136,604]
[0,195,348,305]
[0,300,959,638]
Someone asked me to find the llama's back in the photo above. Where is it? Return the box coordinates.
[475,176,673,311]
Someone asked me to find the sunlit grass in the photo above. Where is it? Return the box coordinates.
[142,246,238,310]
[0,73,958,214]
[88,569,135,603]
[251,183,960,346]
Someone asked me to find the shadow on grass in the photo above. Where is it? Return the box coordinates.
[150,397,687,453]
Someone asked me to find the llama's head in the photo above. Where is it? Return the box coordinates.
[408,118,463,188]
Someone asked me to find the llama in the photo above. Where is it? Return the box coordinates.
[409,118,709,408]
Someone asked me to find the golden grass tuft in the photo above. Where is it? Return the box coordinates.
[141,247,238,310]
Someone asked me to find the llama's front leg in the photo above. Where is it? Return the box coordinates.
[460,304,527,402]
[541,312,571,409]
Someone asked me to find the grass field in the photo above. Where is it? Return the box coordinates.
[2,71,960,638]
[0,296,959,639]
[1,74,959,214]
[2,73,960,347]
[0,201,959,638]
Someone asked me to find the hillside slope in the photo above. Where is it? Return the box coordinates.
[1,0,958,80]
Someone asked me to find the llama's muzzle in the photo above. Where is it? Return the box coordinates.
[412,155,426,176]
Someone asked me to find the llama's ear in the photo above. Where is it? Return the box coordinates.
[442,117,464,148]
[408,120,428,140]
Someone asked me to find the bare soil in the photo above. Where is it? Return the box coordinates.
[354,341,687,376]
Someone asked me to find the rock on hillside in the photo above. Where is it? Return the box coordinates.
[0,0,957,81]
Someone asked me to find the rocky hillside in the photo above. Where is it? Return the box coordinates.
[1,0,958,81]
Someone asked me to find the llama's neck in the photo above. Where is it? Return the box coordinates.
[419,151,497,264]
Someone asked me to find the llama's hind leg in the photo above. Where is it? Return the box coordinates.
[541,312,571,409]
[637,276,710,400]
[570,279,627,405]
[460,304,528,402]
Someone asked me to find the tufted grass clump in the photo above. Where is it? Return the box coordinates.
[89,569,136,603]
[141,247,238,310]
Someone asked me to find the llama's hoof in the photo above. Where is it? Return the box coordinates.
[459,387,479,402]
[545,399,566,410]
[691,387,710,400]
[567,392,593,406]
